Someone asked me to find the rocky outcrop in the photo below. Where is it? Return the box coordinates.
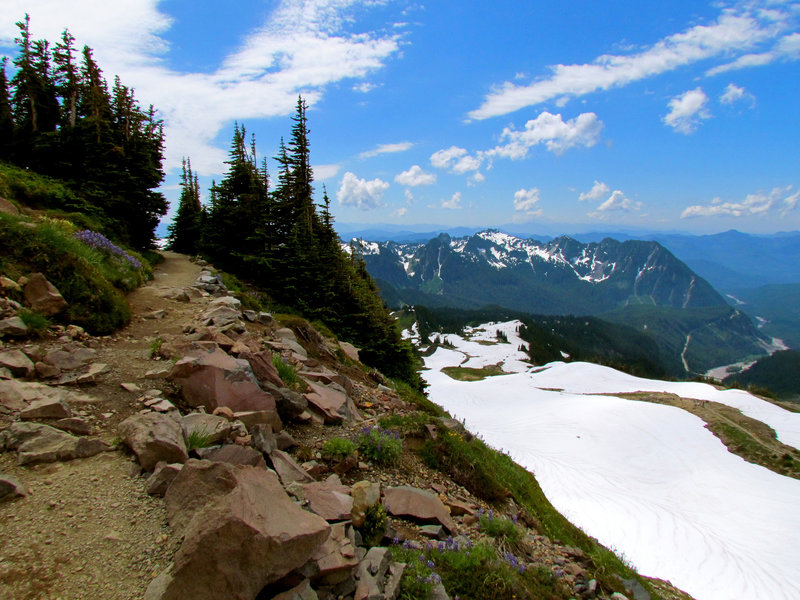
[146,459,330,600]
[168,348,282,431]
[1,421,109,465]
[382,486,457,534]
[304,381,360,424]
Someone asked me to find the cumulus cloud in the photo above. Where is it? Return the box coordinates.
[720,83,756,107]
[0,0,402,175]
[469,5,788,119]
[441,192,463,209]
[391,206,408,217]
[468,172,485,186]
[336,171,389,210]
[489,112,603,158]
[314,164,341,180]
[681,186,799,218]
[513,188,541,212]
[359,141,413,159]
[430,146,482,173]
[394,165,436,186]
[579,180,610,202]
[663,88,711,134]
[585,188,642,219]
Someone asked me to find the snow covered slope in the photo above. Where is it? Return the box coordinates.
[422,322,800,600]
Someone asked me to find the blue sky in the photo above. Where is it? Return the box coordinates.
[2,0,799,235]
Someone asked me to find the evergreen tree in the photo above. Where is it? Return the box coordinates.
[0,58,13,161]
[167,159,203,254]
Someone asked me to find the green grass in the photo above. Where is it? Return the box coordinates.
[271,353,301,388]
[477,510,522,546]
[149,338,164,359]
[441,363,509,381]
[379,411,433,436]
[186,429,216,451]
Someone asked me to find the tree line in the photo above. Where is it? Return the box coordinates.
[0,15,166,248]
[168,98,421,387]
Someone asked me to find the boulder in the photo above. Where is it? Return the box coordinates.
[233,410,277,430]
[118,412,188,471]
[301,476,354,522]
[250,424,277,455]
[168,348,282,431]
[299,522,358,585]
[382,486,456,534]
[52,417,93,436]
[265,384,308,421]
[181,412,232,446]
[272,579,318,600]
[146,462,184,497]
[0,349,34,378]
[339,341,360,363]
[23,273,68,316]
[275,430,297,451]
[146,460,330,600]
[0,275,21,292]
[43,347,97,372]
[0,379,95,413]
[3,421,109,465]
[0,316,28,337]
[351,481,381,529]
[240,350,285,388]
[19,397,72,420]
[304,382,360,424]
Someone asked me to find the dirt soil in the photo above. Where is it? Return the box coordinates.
[0,252,202,600]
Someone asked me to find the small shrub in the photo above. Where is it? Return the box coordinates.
[358,503,388,548]
[149,337,164,359]
[357,426,402,465]
[18,309,51,336]
[379,412,432,436]
[321,437,356,460]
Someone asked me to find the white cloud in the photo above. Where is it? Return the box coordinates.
[595,190,641,212]
[489,111,603,158]
[707,31,800,75]
[353,81,379,93]
[359,141,413,159]
[469,6,787,120]
[314,164,341,180]
[0,1,401,175]
[468,172,485,186]
[336,171,389,210]
[430,146,482,173]
[391,206,408,217]
[404,188,414,203]
[579,180,610,202]
[681,186,799,218]
[394,165,436,186]
[441,192,462,209]
[513,188,541,212]
[720,83,756,107]
[663,88,711,134]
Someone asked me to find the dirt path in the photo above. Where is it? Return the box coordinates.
[0,252,203,600]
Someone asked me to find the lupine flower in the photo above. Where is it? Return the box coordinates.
[74,230,142,269]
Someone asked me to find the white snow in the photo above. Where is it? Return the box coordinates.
[422,322,800,600]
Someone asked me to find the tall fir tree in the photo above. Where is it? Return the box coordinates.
[0,57,13,161]
[167,159,203,254]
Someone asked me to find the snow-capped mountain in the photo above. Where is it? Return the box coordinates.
[349,230,726,315]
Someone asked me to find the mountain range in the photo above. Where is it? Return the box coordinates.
[350,230,774,376]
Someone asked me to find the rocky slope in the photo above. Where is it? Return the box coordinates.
[0,252,693,600]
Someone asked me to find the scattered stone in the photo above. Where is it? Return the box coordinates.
[275,430,297,451]
[272,579,318,600]
[301,476,354,522]
[268,449,315,485]
[43,347,97,372]
[350,480,381,529]
[76,362,110,384]
[0,473,27,501]
[35,361,60,379]
[250,424,277,455]
[145,366,171,379]
[121,382,142,393]
[147,459,330,600]
[383,562,405,600]
[339,341,360,362]
[0,316,28,337]
[382,486,457,534]
[299,521,358,585]
[146,462,184,497]
[0,349,35,377]
[19,397,72,420]
[240,350,285,388]
[304,382,360,424]
[151,399,178,413]
[212,406,236,420]
[3,421,109,465]
[266,384,308,421]
[118,412,189,471]
[0,275,21,292]
[23,273,68,316]
[52,417,93,436]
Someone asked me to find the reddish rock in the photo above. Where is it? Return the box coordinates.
[301,476,354,522]
[23,273,67,316]
[19,398,72,420]
[200,444,267,469]
[146,462,184,497]
[304,382,360,424]
[118,412,188,471]
[351,481,381,528]
[383,486,456,534]
[240,350,285,388]
[147,460,330,600]
[0,349,35,378]
[269,449,315,485]
[339,341,360,363]
[299,522,358,585]
[181,412,232,445]
[168,348,281,431]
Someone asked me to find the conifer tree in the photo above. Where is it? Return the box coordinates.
[167,159,202,254]
[0,58,13,161]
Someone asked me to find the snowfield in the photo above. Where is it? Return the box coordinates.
[421,321,800,600]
